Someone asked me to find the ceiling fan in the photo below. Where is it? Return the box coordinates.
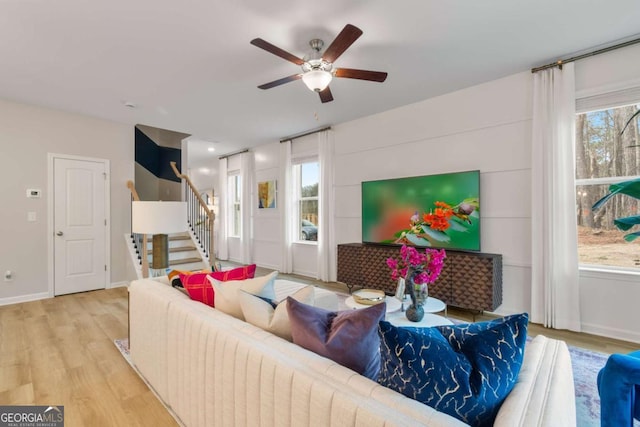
[250,24,388,103]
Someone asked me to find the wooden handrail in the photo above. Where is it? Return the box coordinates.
[126,180,149,279]
[126,180,140,201]
[170,161,216,268]
[170,162,212,216]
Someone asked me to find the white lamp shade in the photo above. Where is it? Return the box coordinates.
[132,201,187,234]
[302,70,332,92]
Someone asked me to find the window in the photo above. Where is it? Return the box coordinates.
[228,173,241,237]
[294,161,319,242]
[575,102,640,269]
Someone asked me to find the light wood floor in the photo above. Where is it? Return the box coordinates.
[0,276,637,427]
[0,287,178,427]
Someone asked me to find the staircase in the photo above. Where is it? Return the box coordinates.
[127,231,209,279]
[126,164,215,279]
[144,233,207,271]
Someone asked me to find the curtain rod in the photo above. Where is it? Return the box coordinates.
[280,126,331,143]
[531,35,640,73]
[218,149,249,160]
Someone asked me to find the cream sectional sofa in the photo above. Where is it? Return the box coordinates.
[128,277,577,427]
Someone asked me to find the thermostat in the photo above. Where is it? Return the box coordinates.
[26,189,42,198]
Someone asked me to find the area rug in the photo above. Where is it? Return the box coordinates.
[114,336,615,426]
[566,343,608,426]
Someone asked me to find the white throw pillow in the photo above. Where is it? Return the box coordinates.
[209,271,278,320]
[238,286,315,341]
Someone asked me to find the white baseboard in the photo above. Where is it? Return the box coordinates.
[256,262,280,271]
[0,292,49,307]
[109,281,129,289]
[292,269,316,279]
[581,322,640,344]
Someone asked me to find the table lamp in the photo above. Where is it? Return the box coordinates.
[132,201,188,271]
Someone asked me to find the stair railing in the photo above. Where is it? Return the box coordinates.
[170,161,216,268]
[126,180,149,278]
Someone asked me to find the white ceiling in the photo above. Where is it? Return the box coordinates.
[2,0,640,156]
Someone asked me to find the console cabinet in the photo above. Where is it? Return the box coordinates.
[337,243,502,311]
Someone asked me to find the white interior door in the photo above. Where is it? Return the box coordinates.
[54,157,107,296]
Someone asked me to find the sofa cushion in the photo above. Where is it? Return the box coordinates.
[209,271,278,320]
[180,271,216,306]
[286,298,386,380]
[173,264,256,287]
[210,263,257,281]
[238,285,315,341]
[178,264,258,307]
[378,313,529,427]
[168,269,190,287]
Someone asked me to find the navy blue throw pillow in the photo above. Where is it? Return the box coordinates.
[378,313,528,427]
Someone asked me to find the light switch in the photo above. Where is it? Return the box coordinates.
[27,211,36,222]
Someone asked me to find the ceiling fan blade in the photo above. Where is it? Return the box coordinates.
[322,24,363,63]
[334,68,388,82]
[319,87,334,103]
[250,38,304,65]
[258,74,302,90]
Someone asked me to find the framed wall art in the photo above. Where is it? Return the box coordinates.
[258,180,277,209]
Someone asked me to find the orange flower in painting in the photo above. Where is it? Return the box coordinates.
[435,201,452,209]
[423,202,454,231]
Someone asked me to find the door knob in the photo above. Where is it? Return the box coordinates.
[56,231,63,236]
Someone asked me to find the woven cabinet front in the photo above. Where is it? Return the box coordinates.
[336,243,502,311]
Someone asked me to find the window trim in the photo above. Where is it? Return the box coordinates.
[575,101,640,272]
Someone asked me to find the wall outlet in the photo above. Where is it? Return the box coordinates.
[26,189,41,198]
[4,270,13,282]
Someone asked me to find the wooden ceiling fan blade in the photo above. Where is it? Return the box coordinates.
[334,68,388,82]
[250,38,304,65]
[258,74,302,90]
[322,24,363,63]
[319,87,334,103]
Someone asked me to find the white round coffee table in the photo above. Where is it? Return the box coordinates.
[345,295,401,313]
[345,294,451,327]
[410,295,447,316]
[385,311,453,327]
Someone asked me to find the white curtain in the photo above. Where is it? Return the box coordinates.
[531,62,581,331]
[240,152,254,264]
[217,158,229,261]
[317,130,335,282]
[279,141,294,273]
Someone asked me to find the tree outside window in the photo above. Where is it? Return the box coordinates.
[295,161,319,242]
[575,103,640,268]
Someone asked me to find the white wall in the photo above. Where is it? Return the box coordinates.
[0,98,134,303]
[238,41,640,343]
[253,142,282,270]
[332,71,533,316]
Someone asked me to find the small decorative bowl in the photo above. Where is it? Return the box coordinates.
[352,289,386,305]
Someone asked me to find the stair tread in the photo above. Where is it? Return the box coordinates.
[147,246,197,254]
[169,235,191,241]
[169,257,203,266]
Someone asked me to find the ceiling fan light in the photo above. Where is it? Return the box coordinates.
[302,70,332,92]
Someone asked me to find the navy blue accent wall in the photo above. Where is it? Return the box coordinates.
[135,127,181,182]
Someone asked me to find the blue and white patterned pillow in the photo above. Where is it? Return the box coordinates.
[378,313,528,427]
